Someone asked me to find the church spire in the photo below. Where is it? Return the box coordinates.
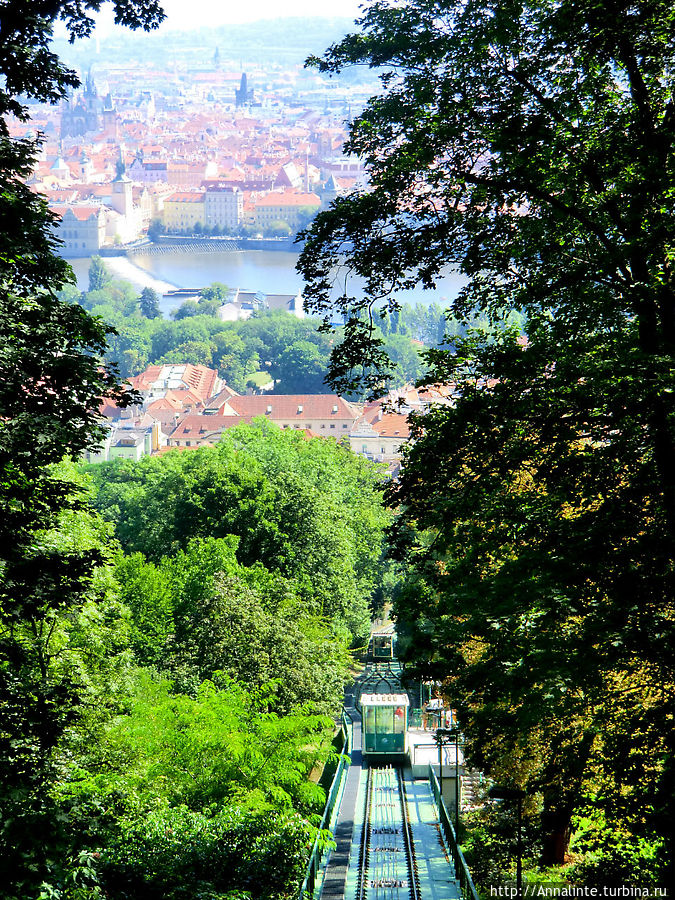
[84,67,97,97]
[114,144,128,180]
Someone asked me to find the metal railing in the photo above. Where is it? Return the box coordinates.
[299,710,353,900]
[411,741,442,766]
[428,764,480,900]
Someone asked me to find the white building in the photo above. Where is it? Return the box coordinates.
[52,204,106,255]
[203,184,243,231]
[349,409,411,462]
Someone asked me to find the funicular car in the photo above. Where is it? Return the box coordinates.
[361,693,409,759]
[370,624,396,660]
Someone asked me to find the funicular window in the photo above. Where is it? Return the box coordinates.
[373,635,394,658]
[376,705,393,734]
[363,696,407,755]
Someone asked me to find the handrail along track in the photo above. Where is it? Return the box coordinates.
[428,765,479,900]
[299,711,353,900]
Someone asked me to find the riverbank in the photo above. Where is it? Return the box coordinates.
[66,247,306,311]
[85,235,299,258]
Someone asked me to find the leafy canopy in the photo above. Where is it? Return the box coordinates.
[0,2,163,894]
[89,422,390,641]
[298,0,675,879]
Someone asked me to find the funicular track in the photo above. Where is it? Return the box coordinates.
[356,766,420,900]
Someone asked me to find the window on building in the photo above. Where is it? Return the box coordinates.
[330,424,335,429]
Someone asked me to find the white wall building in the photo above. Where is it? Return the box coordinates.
[204,184,243,231]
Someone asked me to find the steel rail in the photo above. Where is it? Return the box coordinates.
[397,767,421,900]
[357,767,422,900]
[356,765,373,900]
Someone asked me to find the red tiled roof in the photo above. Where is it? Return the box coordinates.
[129,365,220,402]
[181,365,220,399]
[165,191,205,203]
[129,365,162,391]
[74,205,103,220]
[227,394,359,420]
[205,385,240,411]
[146,395,185,412]
[170,414,254,441]
[370,413,411,439]
[255,191,320,208]
[51,204,103,221]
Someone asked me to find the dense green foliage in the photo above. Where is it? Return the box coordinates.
[90,421,390,641]
[58,421,391,897]
[1,429,378,898]
[139,286,161,319]
[60,263,463,389]
[0,3,165,895]
[97,804,317,900]
[115,537,351,712]
[52,670,331,900]
[298,0,675,886]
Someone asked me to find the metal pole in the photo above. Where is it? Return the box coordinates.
[454,732,459,837]
[438,734,443,802]
[488,784,525,896]
[516,796,523,900]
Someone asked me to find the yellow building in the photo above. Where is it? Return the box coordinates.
[162,191,205,231]
[254,191,320,231]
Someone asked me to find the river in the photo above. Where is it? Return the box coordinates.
[67,249,465,317]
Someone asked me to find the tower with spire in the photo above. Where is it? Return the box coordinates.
[102,91,118,138]
[235,73,253,107]
[111,146,132,217]
[60,66,102,138]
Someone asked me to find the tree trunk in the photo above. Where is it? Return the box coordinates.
[540,806,573,865]
[540,732,595,866]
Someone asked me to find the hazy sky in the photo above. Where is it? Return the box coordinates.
[94,0,364,33]
[162,0,363,26]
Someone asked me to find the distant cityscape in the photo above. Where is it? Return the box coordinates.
[10,18,448,471]
[12,18,378,255]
